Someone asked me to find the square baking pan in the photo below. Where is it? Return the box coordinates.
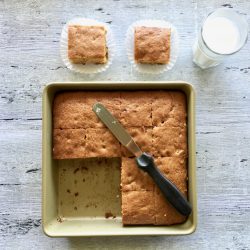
[42,81,197,237]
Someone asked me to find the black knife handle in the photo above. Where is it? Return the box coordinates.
[136,152,192,216]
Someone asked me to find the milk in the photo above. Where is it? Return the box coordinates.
[192,8,247,69]
[202,17,240,54]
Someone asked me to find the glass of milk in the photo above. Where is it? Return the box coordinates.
[193,8,248,69]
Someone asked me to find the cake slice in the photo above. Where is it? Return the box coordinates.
[152,126,187,157]
[85,128,121,157]
[121,157,154,192]
[68,25,107,64]
[53,129,86,159]
[122,191,155,225]
[53,92,88,129]
[154,157,188,225]
[120,91,153,127]
[152,91,187,127]
[121,127,153,157]
[84,91,121,128]
[134,26,171,64]
[53,91,120,129]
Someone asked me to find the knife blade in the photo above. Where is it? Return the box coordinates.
[92,103,142,157]
[92,102,192,216]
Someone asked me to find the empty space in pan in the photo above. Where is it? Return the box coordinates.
[57,158,121,220]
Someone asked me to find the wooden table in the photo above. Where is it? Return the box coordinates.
[1,0,249,249]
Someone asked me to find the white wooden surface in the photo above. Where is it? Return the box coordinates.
[1,0,250,249]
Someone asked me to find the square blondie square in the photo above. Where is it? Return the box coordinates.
[151,91,173,126]
[85,128,121,157]
[121,158,154,192]
[84,91,121,128]
[53,91,120,129]
[168,91,187,126]
[53,92,88,129]
[154,191,187,225]
[154,157,188,225]
[53,129,86,159]
[120,91,152,127]
[122,191,155,225]
[152,126,187,157]
[134,26,171,64]
[68,25,107,64]
[152,91,187,127]
[155,157,188,195]
[121,127,153,157]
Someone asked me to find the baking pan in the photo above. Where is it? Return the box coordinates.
[42,81,197,237]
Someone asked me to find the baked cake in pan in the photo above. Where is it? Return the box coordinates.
[52,90,187,225]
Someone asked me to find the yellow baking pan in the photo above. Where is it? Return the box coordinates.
[42,81,197,237]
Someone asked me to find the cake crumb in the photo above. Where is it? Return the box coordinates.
[105,212,114,219]
[74,168,80,174]
[57,217,63,223]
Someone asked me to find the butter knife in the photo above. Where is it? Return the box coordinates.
[93,102,192,216]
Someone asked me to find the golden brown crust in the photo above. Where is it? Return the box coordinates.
[85,128,121,157]
[122,191,155,225]
[152,91,173,125]
[53,129,86,159]
[154,192,187,225]
[134,26,171,64]
[52,90,189,226]
[154,157,188,195]
[120,91,153,127]
[152,126,187,157]
[53,92,88,129]
[151,91,187,127]
[68,25,107,64]
[154,157,187,225]
[84,91,121,128]
[121,158,154,192]
[53,91,120,129]
[121,157,188,225]
[121,127,153,157]
[53,90,186,129]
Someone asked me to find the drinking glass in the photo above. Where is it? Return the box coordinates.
[193,8,248,69]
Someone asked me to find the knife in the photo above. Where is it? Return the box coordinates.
[92,102,192,216]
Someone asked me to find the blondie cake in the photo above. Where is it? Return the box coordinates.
[134,26,171,64]
[52,90,188,226]
[68,25,107,64]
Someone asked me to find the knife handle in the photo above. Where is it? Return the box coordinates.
[136,152,192,216]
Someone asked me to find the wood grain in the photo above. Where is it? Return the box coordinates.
[0,0,250,249]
